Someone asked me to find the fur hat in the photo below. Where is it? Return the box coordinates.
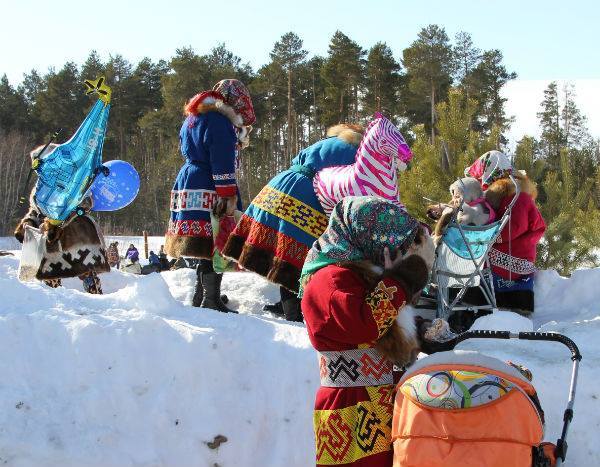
[450,177,483,203]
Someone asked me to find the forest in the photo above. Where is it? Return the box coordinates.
[1,25,598,274]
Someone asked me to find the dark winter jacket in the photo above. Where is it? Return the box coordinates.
[148,251,160,266]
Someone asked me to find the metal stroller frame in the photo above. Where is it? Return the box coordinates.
[427,175,520,320]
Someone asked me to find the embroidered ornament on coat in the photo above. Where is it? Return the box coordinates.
[313,115,413,215]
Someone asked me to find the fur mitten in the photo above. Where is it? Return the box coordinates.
[213,196,238,218]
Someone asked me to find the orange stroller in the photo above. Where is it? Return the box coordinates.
[392,330,581,466]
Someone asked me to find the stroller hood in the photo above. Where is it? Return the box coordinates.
[393,350,545,467]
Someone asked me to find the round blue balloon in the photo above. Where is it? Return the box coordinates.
[90,160,140,211]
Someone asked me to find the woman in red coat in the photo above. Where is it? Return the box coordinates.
[300,197,435,467]
[464,151,546,313]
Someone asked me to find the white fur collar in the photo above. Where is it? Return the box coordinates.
[197,96,250,148]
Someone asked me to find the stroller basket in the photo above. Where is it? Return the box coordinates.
[392,330,581,467]
[443,221,503,259]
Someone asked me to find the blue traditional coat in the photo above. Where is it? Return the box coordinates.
[222,125,363,292]
[165,109,242,259]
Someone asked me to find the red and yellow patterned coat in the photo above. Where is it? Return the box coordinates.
[301,264,409,467]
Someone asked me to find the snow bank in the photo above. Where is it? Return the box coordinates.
[0,244,599,466]
[0,253,315,466]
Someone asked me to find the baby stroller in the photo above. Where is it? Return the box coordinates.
[419,176,520,328]
[392,330,581,466]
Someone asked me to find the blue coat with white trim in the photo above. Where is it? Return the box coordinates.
[165,110,242,259]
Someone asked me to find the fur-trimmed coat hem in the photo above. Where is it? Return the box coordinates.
[222,234,301,292]
[164,234,213,259]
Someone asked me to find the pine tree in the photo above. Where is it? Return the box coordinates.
[80,51,105,84]
[161,47,210,130]
[305,56,326,141]
[34,62,86,140]
[467,49,516,135]
[399,87,500,223]
[104,55,137,158]
[435,88,479,172]
[537,81,562,169]
[0,75,29,132]
[402,25,455,143]
[320,31,365,126]
[453,31,480,99]
[514,136,545,184]
[20,70,44,108]
[205,44,253,84]
[270,32,308,159]
[363,42,401,118]
[561,83,589,150]
[537,149,600,274]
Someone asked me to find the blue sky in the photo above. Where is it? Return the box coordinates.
[2,0,599,84]
[4,0,599,142]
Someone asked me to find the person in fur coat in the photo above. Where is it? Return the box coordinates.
[107,241,120,268]
[463,151,546,313]
[164,79,255,313]
[14,145,110,293]
[300,197,435,467]
[222,124,363,322]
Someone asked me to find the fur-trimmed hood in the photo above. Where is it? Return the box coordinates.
[484,173,538,210]
[326,124,364,146]
[194,97,252,148]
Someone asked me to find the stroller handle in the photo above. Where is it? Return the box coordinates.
[452,329,581,464]
[453,330,582,362]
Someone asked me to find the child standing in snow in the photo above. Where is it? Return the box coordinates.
[14,144,110,293]
[300,197,434,467]
[107,241,120,268]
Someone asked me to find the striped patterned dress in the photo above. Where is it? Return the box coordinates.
[221,125,362,292]
[313,116,412,215]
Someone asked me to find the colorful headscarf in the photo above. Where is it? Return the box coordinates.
[298,196,419,296]
[465,150,512,190]
[213,79,256,126]
[184,79,256,127]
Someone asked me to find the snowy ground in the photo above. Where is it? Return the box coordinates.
[0,238,599,466]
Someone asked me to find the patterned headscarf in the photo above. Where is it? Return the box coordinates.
[465,150,512,190]
[299,196,419,296]
[213,79,256,126]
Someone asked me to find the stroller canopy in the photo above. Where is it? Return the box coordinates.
[392,350,545,467]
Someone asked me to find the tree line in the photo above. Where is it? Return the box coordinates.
[0,26,598,273]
